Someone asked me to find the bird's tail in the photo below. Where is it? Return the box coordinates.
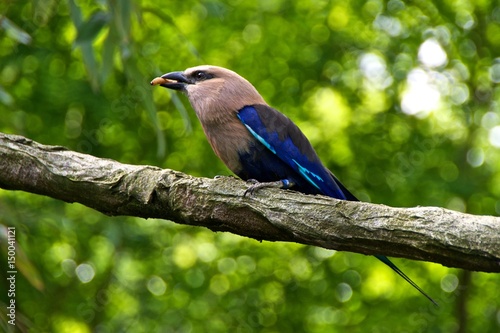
[375,255,438,306]
[328,172,437,306]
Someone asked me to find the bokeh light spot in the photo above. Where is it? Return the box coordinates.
[335,282,353,302]
[75,263,95,283]
[418,39,448,68]
[147,276,167,296]
[441,274,459,292]
[489,126,500,148]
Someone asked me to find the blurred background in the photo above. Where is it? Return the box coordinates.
[1,0,499,332]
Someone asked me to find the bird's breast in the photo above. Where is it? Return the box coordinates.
[200,120,254,174]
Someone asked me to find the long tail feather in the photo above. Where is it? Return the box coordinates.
[375,255,438,306]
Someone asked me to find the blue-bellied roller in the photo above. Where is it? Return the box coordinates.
[151,65,437,306]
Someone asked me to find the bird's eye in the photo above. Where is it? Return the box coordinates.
[194,71,208,80]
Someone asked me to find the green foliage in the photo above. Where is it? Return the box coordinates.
[1,0,500,332]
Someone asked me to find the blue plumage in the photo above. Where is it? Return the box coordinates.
[154,65,437,306]
[237,105,348,199]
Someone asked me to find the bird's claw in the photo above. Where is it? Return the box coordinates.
[243,179,260,197]
[244,179,290,197]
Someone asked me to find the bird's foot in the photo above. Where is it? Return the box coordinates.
[244,179,295,197]
[214,175,238,180]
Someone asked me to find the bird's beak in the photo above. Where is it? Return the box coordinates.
[150,71,191,91]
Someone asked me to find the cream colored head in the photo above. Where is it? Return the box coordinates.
[156,65,266,123]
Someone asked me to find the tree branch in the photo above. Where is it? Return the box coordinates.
[1,132,499,272]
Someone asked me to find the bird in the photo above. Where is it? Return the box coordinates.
[151,65,437,306]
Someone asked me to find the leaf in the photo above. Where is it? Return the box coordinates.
[80,42,101,91]
[101,29,116,82]
[75,11,110,44]
[170,92,193,134]
[67,0,83,26]
[68,1,102,91]
[0,85,14,106]
[114,0,132,39]
[123,57,167,157]
[0,16,32,45]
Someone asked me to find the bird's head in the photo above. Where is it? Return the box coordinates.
[152,65,266,120]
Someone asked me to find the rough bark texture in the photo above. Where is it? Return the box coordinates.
[1,132,499,272]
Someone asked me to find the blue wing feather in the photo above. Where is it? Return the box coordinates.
[237,105,349,199]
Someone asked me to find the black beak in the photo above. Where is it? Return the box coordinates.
[159,71,192,91]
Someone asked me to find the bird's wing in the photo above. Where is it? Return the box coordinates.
[237,105,353,200]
